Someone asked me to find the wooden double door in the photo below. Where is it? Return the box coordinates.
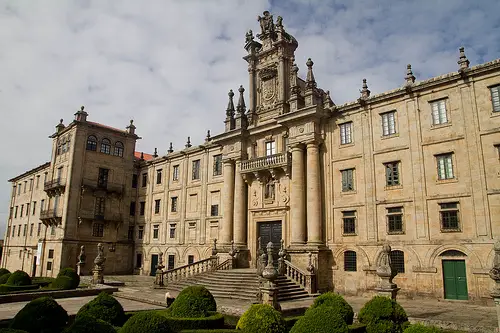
[258,221,282,267]
[442,260,468,300]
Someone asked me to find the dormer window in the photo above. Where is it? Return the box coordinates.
[100,138,111,154]
[86,136,97,151]
[114,141,124,157]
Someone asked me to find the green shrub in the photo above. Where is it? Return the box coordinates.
[0,284,39,294]
[120,311,173,333]
[181,330,238,333]
[403,323,441,333]
[0,268,11,277]
[56,268,80,289]
[309,292,354,325]
[76,292,125,326]
[358,296,409,333]
[163,312,224,331]
[6,271,31,286]
[236,304,286,333]
[32,277,55,288]
[348,323,367,333]
[169,286,217,318]
[0,329,29,333]
[63,315,117,333]
[290,306,348,333]
[50,276,73,290]
[9,297,68,333]
[0,273,11,285]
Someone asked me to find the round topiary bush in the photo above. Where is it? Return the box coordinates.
[0,273,11,285]
[6,271,31,286]
[50,276,73,290]
[290,306,348,333]
[169,286,217,318]
[76,292,125,326]
[9,296,68,333]
[57,267,80,289]
[63,315,117,333]
[358,296,409,333]
[0,268,11,277]
[236,304,286,333]
[120,311,173,333]
[403,323,441,333]
[308,292,354,324]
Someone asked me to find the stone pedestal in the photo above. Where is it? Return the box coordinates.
[92,266,104,284]
[259,242,281,311]
[261,281,281,311]
[375,287,400,300]
[91,243,106,285]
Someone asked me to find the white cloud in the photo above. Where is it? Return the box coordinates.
[0,0,499,232]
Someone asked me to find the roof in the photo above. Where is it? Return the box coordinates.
[87,121,128,134]
[8,162,51,183]
[134,151,154,161]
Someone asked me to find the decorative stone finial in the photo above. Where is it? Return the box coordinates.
[257,11,275,38]
[276,16,283,28]
[140,152,144,160]
[126,119,136,134]
[185,136,192,148]
[458,46,470,71]
[56,119,65,133]
[405,64,416,84]
[205,130,211,142]
[237,85,246,114]
[92,243,106,284]
[292,63,299,74]
[489,240,500,295]
[80,106,84,111]
[74,105,88,122]
[211,238,218,256]
[226,89,235,118]
[167,142,173,153]
[376,243,397,289]
[262,242,278,282]
[153,148,158,158]
[306,58,316,89]
[360,78,371,99]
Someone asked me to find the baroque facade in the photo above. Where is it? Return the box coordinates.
[3,12,500,302]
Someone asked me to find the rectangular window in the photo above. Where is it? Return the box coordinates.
[491,85,500,113]
[32,202,36,215]
[139,201,145,216]
[153,225,159,239]
[265,141,276,156]
[188,255,195,265]
[192,160,200,180]
[381,111,397,136]
[171,197,178,212]
[14,206,18,218]
[98,168,109,188]
[17,184,21,195]
[213,155,222,176]
[40,199,45,211]
[168,255,175,270]
[156,169,162,184]
[440,202,460,231]
[24,181,27,193]
[29,223,34,237]
[173,165,179,181]
[20,205,23,218]
[129,201,136,216]
[50,225,55,235]
[154,199,161,214]
[341,169,355,192]
[95,197,105,218]
[92,223,104,237]
[385,161,400,186]
[132,174,138,188]
[48,249,54,259]
[436,153,454,180]
[169,224,176,239]
[36,175,40,189]
[142,173,147,187]
[387,207,404,234]
[136,253,143,268]
[210,204,219,216]
[6,226,10,238]
[23,224,27,237]
[12,226,15,237]
[9,207,13,219]
[342,211,356,235]
[138,226,144,240]
[340,122,353,145]
[46,262,52,271]
[128,226,134,240]
[431,99,448,125]
[26,203,30,216]
[37,223,41,236]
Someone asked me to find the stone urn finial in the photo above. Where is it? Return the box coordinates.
[306,252,315,273]
[376,243,397,289]
[489,240,500,295]
[262,242,278,282]
[229,240,237,258]
[94,243,106,267]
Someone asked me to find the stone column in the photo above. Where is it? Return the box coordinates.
[290,144,306,246]
[221,160,235,246]
[306,141,322,245]
[233,160,247,246]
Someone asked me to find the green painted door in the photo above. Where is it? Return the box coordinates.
[150,254,158,276]
[442,260,468,300]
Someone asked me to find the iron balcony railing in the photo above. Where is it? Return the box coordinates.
[43,178,66,191]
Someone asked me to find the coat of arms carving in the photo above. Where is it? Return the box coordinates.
[259,66,278,104]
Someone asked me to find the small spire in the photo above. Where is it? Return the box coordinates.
[167,142,173,153]
[405,64,416,84]
[360,79,371,99]
[140,152,144,161]
[205,130,211,142]
[306,58,316,89]
[457,46,470,71]
[237,85,246,114]
[153,148,158,158]
[185,136,192,148]
[126,119,136,135]
[226,89,235,118]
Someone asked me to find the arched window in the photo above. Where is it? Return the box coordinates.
[86,135,97,151]
[100,138,111,154]
[439,250,467,257]
[390,250,405,274]
[114,141,124,157]
[344,250,357,272]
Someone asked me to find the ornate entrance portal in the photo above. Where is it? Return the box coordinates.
[258,221,282,266]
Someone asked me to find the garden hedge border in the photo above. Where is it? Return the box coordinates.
[163,312,225,331]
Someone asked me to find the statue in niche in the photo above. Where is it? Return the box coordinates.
[257,11,274,36]
[264,177,275,200]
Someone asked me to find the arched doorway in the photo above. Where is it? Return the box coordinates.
[440,250,468,300]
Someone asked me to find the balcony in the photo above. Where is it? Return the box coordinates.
[240,152,291,180]
[40,208,63,225]
[44,178,66,197]
[81,178,124,197]
[77,209,123,225]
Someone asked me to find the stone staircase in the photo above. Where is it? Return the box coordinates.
[165,268,311,302]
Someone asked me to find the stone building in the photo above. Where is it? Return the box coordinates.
[3,12,500,302]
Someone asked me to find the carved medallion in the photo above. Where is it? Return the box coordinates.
[262,78,276,102]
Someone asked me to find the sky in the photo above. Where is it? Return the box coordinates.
[1,0,499,233]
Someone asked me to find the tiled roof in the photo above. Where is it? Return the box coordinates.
[87,121,127,133]
[8,162,51,182]
[134,151,154,161]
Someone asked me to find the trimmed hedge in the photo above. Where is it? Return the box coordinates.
[358,296,409,333]
[163,312,224,331]
[236,304,286,333]
[0,285,39,294]
[290,306,348,333]
[6,271,31,287]
[76,292,125,326]
[63,315,117,333]
[348,323,367,333]
[56,268,80,289]
[403,323,441,333]
[181,331,238,333]
[0,268,11,277]
[0,274,11,285]
[32,277,55,288]
[308,292,354,325]
[0,329,29,333]
[50,276,73,290]
[120,311,173,333]
[169,286,217,318]
[9,297,68,333]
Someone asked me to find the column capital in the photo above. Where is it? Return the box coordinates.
[304,137,323,148]
[222,158,235,165]
[289,143,305,151]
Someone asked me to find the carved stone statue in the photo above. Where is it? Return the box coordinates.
[77,245,86,276]
[265,178,275,200]
[92,243,106,284]
[94,243,106,267]
[245,29,254,44]
[257,11,274,36]
[276,16,283,28]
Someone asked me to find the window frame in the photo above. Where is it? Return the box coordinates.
[139,201,145,216]
[265,141,276,156]
[344,251,357,272]
[92,223,104,237]
[173,165,179,181]
[138,226,144,240]
[210,204,219,217]
[213,155,223,176]
[141,173,147,187]
[171,197,178,212]
[387,206,404,234]
[439,202,461,232]
[430,99,448,125]
[153,224,159,240]
[384,161,400,187]
[490,85,500,113]
[154,199,161,214]
[114,141,124,157]
[381,111,397,136]
[339,122,353,145]
[436,153,454,180]
[342,210,356,236]
[390,250,405,274]
[169,224,176,239]
[86,135,98,151]
[100,138,111,154]
[156,169,162,185]
[192,159,201,180]
[341,168,355,192]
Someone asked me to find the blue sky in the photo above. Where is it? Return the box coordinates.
[0,0,499,232]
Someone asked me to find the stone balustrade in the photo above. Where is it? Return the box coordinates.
[240,152,290,173]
